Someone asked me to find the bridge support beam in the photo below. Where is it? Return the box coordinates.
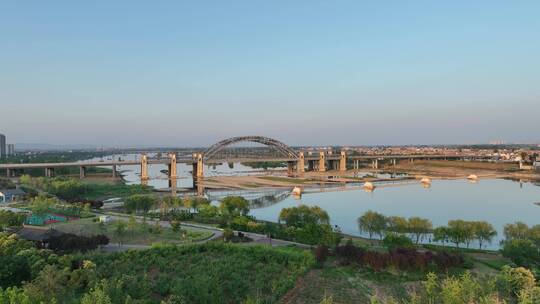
[79,166,87,179]
[372,159,378,169]
[141,154,149,182]
[6,168,13,178]
[319,152,326,172]
[297,152,305,174]
[340,151,347,172]
[45,167,55,178]
[112,165,117,178]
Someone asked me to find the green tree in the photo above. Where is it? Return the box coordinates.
[125,195,157,217]
[446,220,474,248]
[501,239,540,268]
[386,216,408,234]
[504,222,530,240]
[278,205,330,228]
[407,217,433,244]
[357,210,387,240]
[473,221,497,249]
[113,221,127,246]
[220,196,250,219]
[30,195,56,217]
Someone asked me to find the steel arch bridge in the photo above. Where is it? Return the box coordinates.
[203,136,298,161]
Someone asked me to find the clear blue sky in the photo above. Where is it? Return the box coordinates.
[1,1,539,147]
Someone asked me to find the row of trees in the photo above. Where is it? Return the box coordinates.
[434,220,497,249]
[357,210,498,249]
[358,211,434,243]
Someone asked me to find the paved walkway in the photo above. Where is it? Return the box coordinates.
[99,212,309,252]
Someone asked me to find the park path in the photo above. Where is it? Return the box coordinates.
[99,212,309,252]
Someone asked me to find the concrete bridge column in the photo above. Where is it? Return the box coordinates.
[297,152,305,174]
[339,151,347,172]
[392,159,397,167]
[6,168,13,178]
[45,167,55,178]
[287,161,295,177]
[372,159,378,169]
[319,152,326,172]
[79,166,87,179]
[168,153,177,179]
[141,154,149,181]
[197,153,204,178]
[112,165,117,178]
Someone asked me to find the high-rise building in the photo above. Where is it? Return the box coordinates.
[0,134,6,158]
[7,144,15,156]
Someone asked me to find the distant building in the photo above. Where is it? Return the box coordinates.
[0,134,5,158]
[0,188,26,203]
[7,144,14,156]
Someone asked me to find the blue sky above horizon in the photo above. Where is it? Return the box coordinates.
[1,1,539,147]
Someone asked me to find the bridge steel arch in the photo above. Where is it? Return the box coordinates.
[203,136,298,161]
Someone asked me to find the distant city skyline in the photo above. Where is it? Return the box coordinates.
[1,1,539,146]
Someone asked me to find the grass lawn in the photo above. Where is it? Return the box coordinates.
[79,182,154,200]
[52,217,213,245]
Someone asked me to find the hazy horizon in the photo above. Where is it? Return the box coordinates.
[1,1,539,146]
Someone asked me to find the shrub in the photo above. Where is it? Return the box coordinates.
[314,245,329,267]
[383,233,413,251]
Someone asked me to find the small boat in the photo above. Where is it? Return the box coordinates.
[291,187,302,196]
[467,174,478,180]
[420,177,431,184]
[363,182,375,191]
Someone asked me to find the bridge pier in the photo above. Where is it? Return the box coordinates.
[79,166,87,179]
[319,152,326,172]
[45,167,55,178]
[297,152,305,174]
[340,151,347,171]
[287,161,295,177]
[6,168,13,178]
[112,165,117,178]
[168,153,177,179]
[141,154,149,181]
[372,159,378,169]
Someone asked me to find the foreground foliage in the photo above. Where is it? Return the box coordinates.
[0,234,314,303]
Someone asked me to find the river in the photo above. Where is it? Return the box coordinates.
[89,154,540,249]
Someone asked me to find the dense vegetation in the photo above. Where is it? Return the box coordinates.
[0,234,313,303]
[20,175,153,201]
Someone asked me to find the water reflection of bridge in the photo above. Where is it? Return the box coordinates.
[205,188,292,209]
